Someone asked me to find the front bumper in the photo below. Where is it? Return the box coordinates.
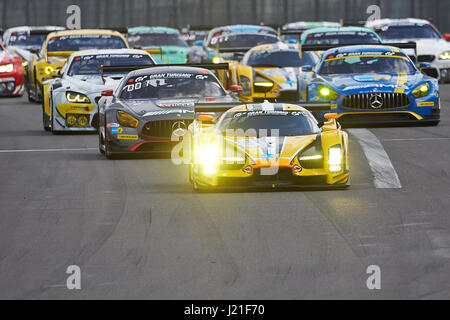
[53,102,98,132]
[0,74,24,96]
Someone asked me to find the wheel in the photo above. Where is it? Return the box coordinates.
[27,87,34,103]
[98,120,106,155]
[42,94,51,132]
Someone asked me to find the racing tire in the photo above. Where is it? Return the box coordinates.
[99,121,106,155]
[27,87,35,103]
[42,93,51,132]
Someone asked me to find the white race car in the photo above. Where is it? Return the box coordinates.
[366,18,450,83]
[42,49,156,133]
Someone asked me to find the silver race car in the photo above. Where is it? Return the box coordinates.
[42,49,156,133]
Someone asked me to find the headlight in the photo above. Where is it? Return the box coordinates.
[116,110,139,128]
[254,75,274,88]
[22,61,28,68]
[0,63,14,73]
[298,144,324,169]
[328,145,342,173]
[211,56,221,64]
[412,82,430,98]
[318,84,339,100]
[439,51,450,60]
[196,144,219,175]
[44,65,55,75]
[66,91,91,103]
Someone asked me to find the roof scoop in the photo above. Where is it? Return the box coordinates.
[352,74,392,82]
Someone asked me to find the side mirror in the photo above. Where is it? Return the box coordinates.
[419,63,439,78]
[198,113,214,122]
[301,65,313,72]
[443,33,450,41]
[101,89,114,96]
[229,85,243,92]
[194,40,203,46]
[324,113,338,120]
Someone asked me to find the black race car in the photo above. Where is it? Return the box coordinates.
[98,64,240,158]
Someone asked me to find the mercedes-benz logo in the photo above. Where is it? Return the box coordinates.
[172,121,187,137]
[369,93,383,109]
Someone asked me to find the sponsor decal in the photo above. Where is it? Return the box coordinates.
[111,127,123,134]
[417,101,434,107]
[261,153,275,159]
[117,134,138,140]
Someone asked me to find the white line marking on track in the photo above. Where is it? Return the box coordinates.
[381,137,450,141]
[0,148,97,153]
[348,128,402,189]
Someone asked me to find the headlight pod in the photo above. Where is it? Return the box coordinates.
[298,144,324,169]
[439,51,450,60]
[196,144,219,175]
[211,56,222,64]
[66,91,91,103]
[318,84,339,100]
[328,145,342,173]
[116,110,139,128]
[412,82,430,98]
[0,63,14,73]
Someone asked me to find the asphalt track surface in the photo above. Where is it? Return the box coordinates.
[0,87,449,299]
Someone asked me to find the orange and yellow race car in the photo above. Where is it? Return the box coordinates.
[26,29,129,102]
[221,42,319,103]
[187,100,349,191]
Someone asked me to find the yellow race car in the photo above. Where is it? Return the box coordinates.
[26,29,129,102]
[188,100,349,191]
[225,42,319,102]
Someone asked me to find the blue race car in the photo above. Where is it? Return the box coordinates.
[299,44,440,125]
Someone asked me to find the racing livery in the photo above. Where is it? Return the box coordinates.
[98,65,237,157]
[27,29,129,103]
[365,18,450,82]
[0,41,24,96]
[41,49,155,133]
[300,45,440,125]
[187,25,279,64]
[188,101,349,190]
[227,42,319,102]
[127,27,189,64]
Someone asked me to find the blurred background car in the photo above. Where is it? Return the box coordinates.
[0,40,24,96]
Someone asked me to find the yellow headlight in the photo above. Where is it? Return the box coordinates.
[44,65,55,75]
[439,51,450,60]
[66,91,91,103]
[412,82,430,98]
[116,110,139,128]
[254,82,274,87]
[212,56,221,64]
[0,63,14,73]
[318,84,339,100]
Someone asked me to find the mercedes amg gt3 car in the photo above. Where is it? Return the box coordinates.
[98,64,239,158]
[27,29,129,103]
[41,49,156,133]
[188,101,348,191]
[299,44,440,125]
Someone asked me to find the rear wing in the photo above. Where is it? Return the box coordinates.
[194,101,331,114]
[300,42,417,55]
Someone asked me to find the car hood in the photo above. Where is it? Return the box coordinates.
[255,67,300,90]
[0,50,13,64]
[319,72,423,93]
[6,46,34,62]
[66,75,123,93]
[121,96,236,119]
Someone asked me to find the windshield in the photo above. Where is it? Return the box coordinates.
[246,50,317,67]
[67,54,153,76]
[376,25,441,40]
[218,110,319,136]
[7,32,48,48]
[304,31,381,45]
[208,33,278,48]
[120,72,225,99]
[319,53,416,75]
[127,33,188,47]
[47,35,127,52]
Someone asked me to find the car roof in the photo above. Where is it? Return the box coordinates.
[4,26,65,33]
[366,18,431,29]
[46,29,125,38]
[71,48,152,57]
[282,21,341,30]
[249,41,300,52]
[302,26,377,35]
[128,26,181,34]
[127,66,215,77]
